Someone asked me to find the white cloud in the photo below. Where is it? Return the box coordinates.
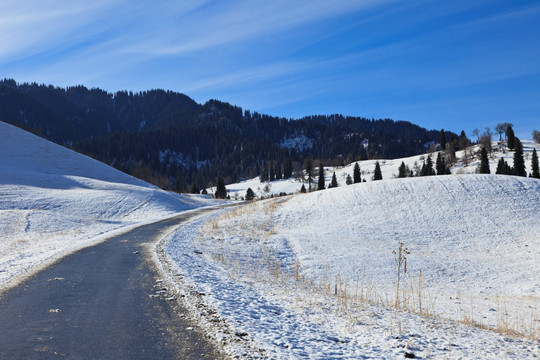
[133,0,393,56]
[0,1,121,61]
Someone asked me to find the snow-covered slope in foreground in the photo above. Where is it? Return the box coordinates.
[165,174,540,359]
[0,121,218,290]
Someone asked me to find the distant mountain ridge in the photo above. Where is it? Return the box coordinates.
[0,79,454,191]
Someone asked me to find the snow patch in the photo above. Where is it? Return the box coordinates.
[280,135,313,151]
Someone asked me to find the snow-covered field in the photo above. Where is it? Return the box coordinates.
[0,121,219,290]
[164,174,540,359]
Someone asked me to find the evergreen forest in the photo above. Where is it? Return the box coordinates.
[0,79,457,191]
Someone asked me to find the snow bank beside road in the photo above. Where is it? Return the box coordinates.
[0,121,218,290]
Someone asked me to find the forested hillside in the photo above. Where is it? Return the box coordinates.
[0,79,454,191]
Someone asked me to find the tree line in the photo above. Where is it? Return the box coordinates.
[0,79,449,192]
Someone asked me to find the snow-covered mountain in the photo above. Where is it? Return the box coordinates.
[166,165,540,358]
[0,121,218,290]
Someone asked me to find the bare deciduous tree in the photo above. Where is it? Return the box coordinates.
[533,130,540,144]
[495,123,506,141]
[480,127,493,156]
[471,128,480,143]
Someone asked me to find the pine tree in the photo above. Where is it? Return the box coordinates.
[479,147,490,174]
[531,148,539,179]
[245,187,255,201]
[329,172,338,188]
[353,162,361,183]
[439,129,446,151]
[495,158,504,174]
[346,173,353,185]
[215,176,227,199]
[436,152,447,175]
[317,163,325,190]
[458,130,470,150]
[398,161,407,178]
[300,184,306,193]
[421,155,435,176]
[507,126,516,150]
[513,138,526,176]
[426,155,435,175]
[373,161,383,181]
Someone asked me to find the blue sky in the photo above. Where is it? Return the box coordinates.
[1,0,539,138]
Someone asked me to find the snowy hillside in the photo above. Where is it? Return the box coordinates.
[165,174,540,359]
[221,139,539,199]
[0,121,218,290]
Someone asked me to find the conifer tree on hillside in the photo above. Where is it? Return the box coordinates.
[245,187,255,201]
[439,129,446,151]
[507,125,516,150]
[346,173,353,185]
[496,158,511,175]
[421,155,435,176]
[436,152,447,175]
[329,172,338,188]
[531,148,540,179]
[300,184,306,193]
[426,155,435,175]
[215,176,227,199]
[304,157,313,190]
[373,161,383,181]
[398,161,408,178]
[513,138,526,177]
[353,162,361,183]
[317,163,325,190]
[479,147,490,174]
[458,130,470,150]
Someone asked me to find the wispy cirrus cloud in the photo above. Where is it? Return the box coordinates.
[0,0,214,63]
[127,0,394,56]
[0,0,120,61]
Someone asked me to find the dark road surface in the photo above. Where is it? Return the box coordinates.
[0,207,225,359]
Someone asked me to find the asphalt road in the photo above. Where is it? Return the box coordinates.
[0,207,225,359]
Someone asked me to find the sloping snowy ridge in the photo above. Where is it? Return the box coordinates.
[165,174,540,359]
[0,121,217,290]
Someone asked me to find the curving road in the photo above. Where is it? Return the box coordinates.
[0,207,225,359]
